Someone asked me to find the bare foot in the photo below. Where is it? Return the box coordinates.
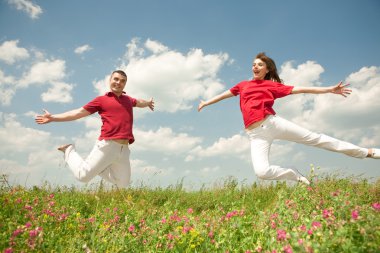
[57,144,72,152]
[369,148,380,159]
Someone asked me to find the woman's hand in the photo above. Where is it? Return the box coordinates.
[198,100,208,112]
[330,81,352,97]
[147,97,155,111]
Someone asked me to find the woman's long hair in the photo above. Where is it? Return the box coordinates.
[255,52,282,83]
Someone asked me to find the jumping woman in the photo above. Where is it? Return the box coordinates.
[198,52,379,185]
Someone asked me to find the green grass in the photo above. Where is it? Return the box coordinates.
[1,172,379,253]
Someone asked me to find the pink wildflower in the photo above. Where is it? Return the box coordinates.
[29,229,38,238]
[25,222,32,228]
[170,213,181,222]
[58,213,69,221]
[270,213,279,220]
[208,231,214,238]
[351,210,359,220]
[4,248,13,253]
[161,218,167,224]
[187,208,193,214]
[322,208,333,219]
[182,226,192,234]
[283,245,293,253]
[226,210,239,219]
[372,202,380,211]
[307,229,313,235]
[24,204,33,211]
[277,229,287,241]
[167,233,175,240]
[311,221,321,228]
[112,215,120,223]
[128,225,135,232]
[12,228,23,237]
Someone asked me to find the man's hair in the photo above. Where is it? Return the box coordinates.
[111,70,127,77]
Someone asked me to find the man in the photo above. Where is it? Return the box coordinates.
[35,70,154,187]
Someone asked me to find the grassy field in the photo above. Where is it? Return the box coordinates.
[1,171,379,253]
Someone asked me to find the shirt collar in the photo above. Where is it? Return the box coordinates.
[105,91,126,97]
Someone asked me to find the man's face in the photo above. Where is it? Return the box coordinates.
[109,72,127,96]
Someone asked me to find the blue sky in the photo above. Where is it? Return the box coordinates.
[1,0,379,189]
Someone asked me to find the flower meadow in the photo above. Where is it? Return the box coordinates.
[1,172,379,253]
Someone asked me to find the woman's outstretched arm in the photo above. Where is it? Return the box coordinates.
[291,81,352,97]
[198,90,234,112]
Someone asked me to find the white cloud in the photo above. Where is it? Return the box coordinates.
[133,127,202,154]
[200,166,220,175]
[18,59,66,87]
[280,60,324,86]
[0,40,73,106]
[0,158,28,174]
[0,113,69,182]
[144,39,168,54]
[94,38,229,113]
[93,75,110,95]
[0,70,16,106]
[7,0,43,19]
[131,159,162,175]
[82,116,102,130]
[274,60,325,120]
[74,44,93,55]
[41,81,74,103]
[187,134,250,161]
[0,40,30,64]
[0,113,51,154]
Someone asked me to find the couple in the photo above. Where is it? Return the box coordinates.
[35,54,379,187]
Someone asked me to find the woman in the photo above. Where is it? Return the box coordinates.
[198,52,379,185]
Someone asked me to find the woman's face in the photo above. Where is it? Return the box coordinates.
[252,58,268,80]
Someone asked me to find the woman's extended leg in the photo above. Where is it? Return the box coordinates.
[270,116,369,158]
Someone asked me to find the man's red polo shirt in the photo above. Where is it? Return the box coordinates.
[83,92,137,144]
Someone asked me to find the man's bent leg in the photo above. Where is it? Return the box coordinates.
[64,140,116,183]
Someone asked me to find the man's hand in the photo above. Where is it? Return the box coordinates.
[35,109,53,124]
